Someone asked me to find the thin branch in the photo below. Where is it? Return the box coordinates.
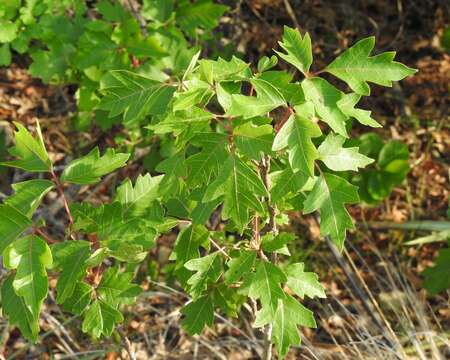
[209,236,231,260]
[118,327,137,360]
[283,0,301,30]
[50,169,75,239]
[33,227,58,244]
[258,154,278,360]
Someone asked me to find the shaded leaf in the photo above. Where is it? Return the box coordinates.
[51,240,91,304]
[181,295,214,335]
[224,250,257,285]
[185,253,222,299]
[203,155,267,232]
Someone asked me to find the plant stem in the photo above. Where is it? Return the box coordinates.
[50,169,75,238]
[259,154,278,360]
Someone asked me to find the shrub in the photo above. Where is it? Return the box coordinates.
[0,5,416,358]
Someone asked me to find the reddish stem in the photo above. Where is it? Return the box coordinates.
[33,227,58,244]
[50,169,75,236]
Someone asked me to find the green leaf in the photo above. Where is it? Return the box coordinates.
[272,103,322,176]
[275,26,312,74]
[0,43,11,66]
[1,275,38,342]
[259,71,304,105]
[185,253,222,299]
[272,295,316,358]
[71,202,158,250]
[234,121,274,160]
[82,300,124,338]
[176,0,228,37]
[172,225,210,283]
[185,132,228,187]
[51,241,91,304]
[227,78,286,119]
[173,80,213,112]
[62,282,93,315]
[302,78,349,137]
[199,56,251,84]
[97,266,142,307]
[0,19,18,42]
[262,232,295,253]
[61,147,129,184]
[325,37,417,96]
[318,134,374,171]
[257,55,278,73]
[337,93,381,128]
[115,173,163,216]
[156,152,187,199]
[249,260,287,325]
[422,248,450,295]
[1,121,51,172]
[190,188,221,225]
[181,295,214,335]
[3,235,52,319]
[5,179,54,217]
[378,140,409,171]
[303,173,359,249]
[99,70,175,123]
[285,263,326,299]
[203,155,267,232]
[29,45,72,83]
[150,107,212,135]
[224,250,257,285]
[270,167,308,202]
[0,204,32,252]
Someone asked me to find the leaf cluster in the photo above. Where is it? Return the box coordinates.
[0,18,416,359]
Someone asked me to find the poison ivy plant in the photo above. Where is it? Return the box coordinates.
[0,25,415,359]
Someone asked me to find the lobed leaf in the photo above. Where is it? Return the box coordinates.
[61,147,129,185]
[0,121,51,172]
[303,173,359,249]
[3,235,52,320]
[275,26,312,74]
[326,37,417,95]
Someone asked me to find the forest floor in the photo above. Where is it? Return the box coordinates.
[0,0,449,359]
